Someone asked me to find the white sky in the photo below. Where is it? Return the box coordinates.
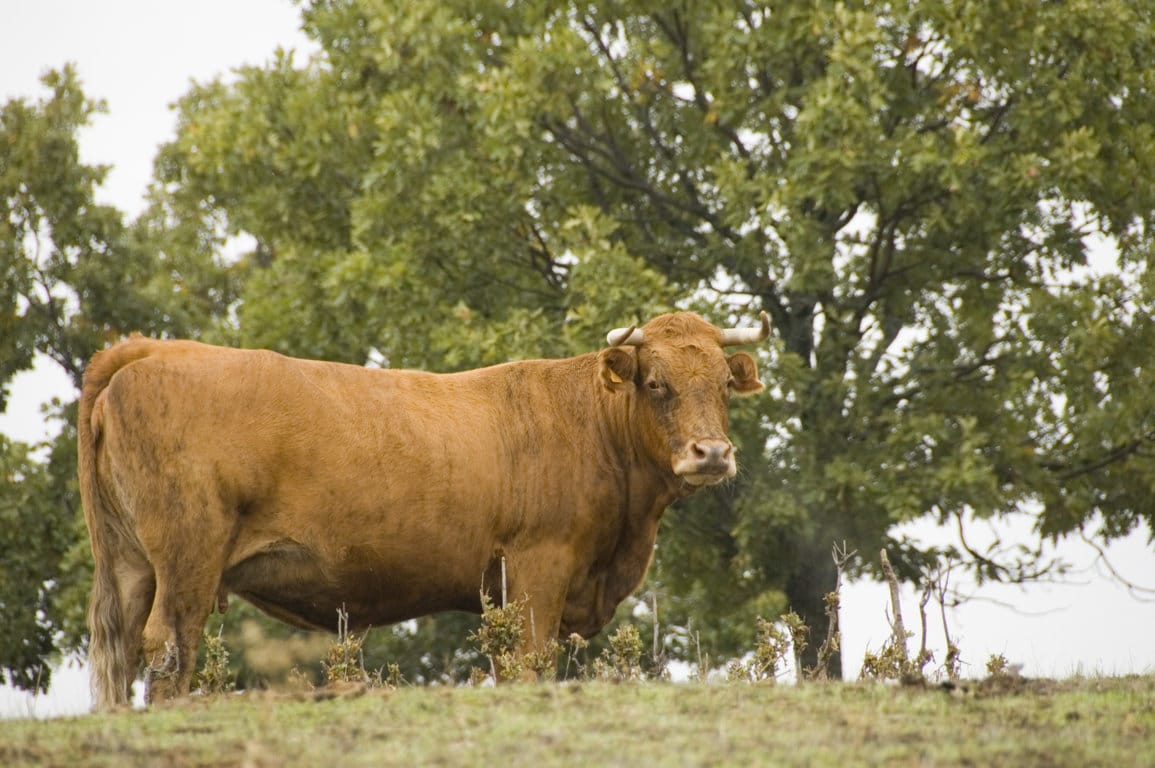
[2,0,1153,719]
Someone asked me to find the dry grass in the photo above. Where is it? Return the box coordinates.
[2,675,1152,767]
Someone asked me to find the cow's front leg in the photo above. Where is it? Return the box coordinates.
[498,550,569,682]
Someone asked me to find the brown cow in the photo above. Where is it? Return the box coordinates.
[79,311,768,708]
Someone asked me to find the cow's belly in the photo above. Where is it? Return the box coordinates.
[221,538,484,632]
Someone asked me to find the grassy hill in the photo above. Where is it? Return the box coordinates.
[2,675,1152,767]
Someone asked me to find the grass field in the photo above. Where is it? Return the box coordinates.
[1,675,1152,767]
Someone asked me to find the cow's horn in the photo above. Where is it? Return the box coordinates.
[606,325,644,347]
[720,311,771,346]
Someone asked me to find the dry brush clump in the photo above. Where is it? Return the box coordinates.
[727,543,852,684]
[857,548,1018,687]
[726,616,791,683]
[321,607,369,685]
[192,626,234,696]
[470,592,559,683]
[859,549,932,684]
[591,624,645,682]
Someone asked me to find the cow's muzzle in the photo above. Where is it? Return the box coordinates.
[673,439,736,486]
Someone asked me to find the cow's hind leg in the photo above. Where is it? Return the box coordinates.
[137,499,232,704]
[140,566,222,704]
[116,560,156,704]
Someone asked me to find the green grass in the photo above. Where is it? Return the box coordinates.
[2,676,1153,767]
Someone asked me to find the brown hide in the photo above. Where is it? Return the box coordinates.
[79,311,765,708]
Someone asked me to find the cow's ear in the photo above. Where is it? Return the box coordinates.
[599,347,637,391]
[727,352,764,396]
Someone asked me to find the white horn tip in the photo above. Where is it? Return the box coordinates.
[720,311,771,346]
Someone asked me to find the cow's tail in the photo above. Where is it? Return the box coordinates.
[78,336,153,710]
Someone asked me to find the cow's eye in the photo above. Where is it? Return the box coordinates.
[646,379,664,395]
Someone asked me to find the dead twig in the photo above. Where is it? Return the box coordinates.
[879,549,908,664]
[811,541,855,680]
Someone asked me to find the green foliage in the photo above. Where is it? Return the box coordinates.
[0,436,67,691]
[0,66,114,395]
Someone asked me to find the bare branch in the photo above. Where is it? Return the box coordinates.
[930,562,961,681]
[1079,531,1155,602]
[879,549,908,663]
[952,510,1064,584]
[917,582,931,663]
[812,541,855,680]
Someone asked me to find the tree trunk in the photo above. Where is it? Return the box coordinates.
[785,547,842,680]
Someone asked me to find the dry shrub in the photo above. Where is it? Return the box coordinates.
[593,624,644,682]
[322,607,369,685]
[562,633,590,679]
[193,627,234,695]
[726,615,799,684]
[471,593,528,682]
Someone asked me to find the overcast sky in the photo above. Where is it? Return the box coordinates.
[2,0,1153,718]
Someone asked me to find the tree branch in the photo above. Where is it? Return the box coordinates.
[1036,414,1155,482]
[879,549,908,662]
[1079,531,1155,602]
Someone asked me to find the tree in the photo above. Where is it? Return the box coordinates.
[0,68,236,690]
[148,0,1155,678]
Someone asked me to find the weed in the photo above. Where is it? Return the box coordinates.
[687,623,711,683]
[727,545,849,684]
[782,611,809,679]
[471,592,527,682]
[524,638,560,681]
[383,662,405,688]
[860,633,917,682]
[859,549,935,684]
[810,542,854,681]
[986,653,1010,678]
[593,624,644,682]
[976,653,1029,694]
[747,617,792,682]
[562,633,589,679]
[643,591,671,680]
[322,607,368,685]
[193,626,234,696]
[287,666,314,692]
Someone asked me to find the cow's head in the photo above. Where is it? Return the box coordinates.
[598,311,768,487]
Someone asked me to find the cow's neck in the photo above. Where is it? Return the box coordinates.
[607,466,676,597]
[589,382,683,618]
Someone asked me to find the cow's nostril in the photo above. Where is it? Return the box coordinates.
[689,439,732,465]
